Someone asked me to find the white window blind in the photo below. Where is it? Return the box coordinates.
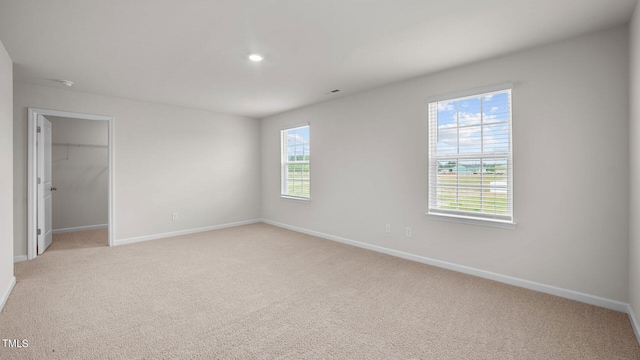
[281,125,310,199]
[428,87,513,223]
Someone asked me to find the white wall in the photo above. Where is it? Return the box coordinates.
[629,2,640,320]
[50,116,108,231]
[0,40,14,310]
[13,83,261,256]
[261,26,630,302]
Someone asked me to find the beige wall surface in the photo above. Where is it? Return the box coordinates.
[261,26,630,302]
[0,39,14,307]
[629,2,640,320]
[49,116,109,230]
[13,83,262,256]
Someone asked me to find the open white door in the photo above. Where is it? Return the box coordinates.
[28,108,114,259]
[37,115,53,254]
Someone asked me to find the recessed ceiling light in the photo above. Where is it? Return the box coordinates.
[248,54,264,62]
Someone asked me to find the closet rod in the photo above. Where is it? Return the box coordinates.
[52,142,108,149]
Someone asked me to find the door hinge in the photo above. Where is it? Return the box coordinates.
[37,228,41,236]
[37,177,41,184]
[37,126,41,133]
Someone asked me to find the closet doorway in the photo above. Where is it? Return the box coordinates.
[27,108,114,260]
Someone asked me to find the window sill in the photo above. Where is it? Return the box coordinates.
[427,212,516,229]
[280,196,311,203]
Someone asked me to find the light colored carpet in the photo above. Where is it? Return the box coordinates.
[49,228,109,251]
[1,223,639,359]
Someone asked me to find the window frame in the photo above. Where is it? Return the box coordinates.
[427,83,515,228]
[280,124,311,201]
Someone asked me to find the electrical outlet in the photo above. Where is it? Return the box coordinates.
[405,227,412,237]
[172,212,179,221]
[385,224,391,233]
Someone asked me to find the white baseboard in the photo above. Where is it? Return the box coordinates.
[628,305,640,345]
[262,219,629,313]
[0,276,16,313]
[53,224,108,234]
[13,255,28,263]
[114,219,262,246]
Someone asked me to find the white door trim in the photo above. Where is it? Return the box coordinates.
[27,108,115,260]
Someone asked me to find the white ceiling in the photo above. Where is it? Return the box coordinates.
[0,0,637,119]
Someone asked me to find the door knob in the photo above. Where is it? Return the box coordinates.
[51,187,57,191]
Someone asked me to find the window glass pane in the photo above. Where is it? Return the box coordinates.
[458,160,482,186]
[287,145,295,160]
[298,127,309,144]
[482,159,507,178]
[437,128,457,155]
[483,92,509,124]
[458,187,482,212]
[287,132,296,146]
[437,101,457,129]
[459,126,481,154]
[483,124,509,153]
[458,97,481,126]
[437,160,457,176]
[482,191,508,215]
[436,186,457,210]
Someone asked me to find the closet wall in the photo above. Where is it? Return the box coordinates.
[49,116,108,232]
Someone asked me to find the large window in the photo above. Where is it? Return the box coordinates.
[281,124,310,199]
[428,86,513,224]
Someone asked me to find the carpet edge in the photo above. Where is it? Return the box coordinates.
[0,276,16,313]
[261,218,629,313]
[114,219,262,246]
[53,224,108,234]
[628,304,640,345]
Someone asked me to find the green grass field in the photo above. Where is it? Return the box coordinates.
[283,164,507,212]
[436,173,508,215]
[285,164,310,198]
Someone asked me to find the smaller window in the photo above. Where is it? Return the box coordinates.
[281,125,310,199]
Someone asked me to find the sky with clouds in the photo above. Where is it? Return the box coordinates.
[434,91,510,158]
[285,126,310,160]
